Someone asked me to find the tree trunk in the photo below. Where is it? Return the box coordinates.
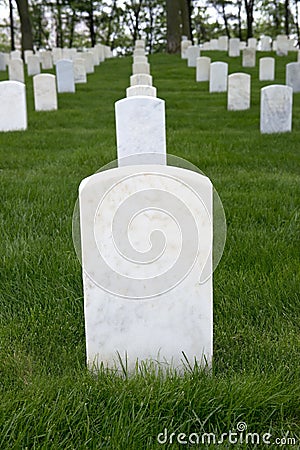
[9,0,15,51]
[244,0,254,39]
[166,0,181,53]
[295,0,300,47]
[55,0,63,48]
[237,0,242,39]
[88,0,96,47]
[180,0,192,40]
[285,0,289,35]
[15,0,33,52]
[221,2,231,38]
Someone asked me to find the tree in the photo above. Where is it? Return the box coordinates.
[9,0,15,50]
[15,0,33,52]
[166,0,192,53]
[244,0,255,38]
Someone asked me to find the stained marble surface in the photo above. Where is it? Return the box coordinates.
[79,165,213,372]
[228,73,251,111]
[260,85,292,134]
[130,74,153,86]
[259,57,275,81]
[209,62,228,93]
[115,96,166,165]
[33,74,57,111]
[56,59,75,93]
[0,81,27,131]
[126,85,157,97]
[196,57,211,82]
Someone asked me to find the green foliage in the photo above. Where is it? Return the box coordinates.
[0,51,300,448]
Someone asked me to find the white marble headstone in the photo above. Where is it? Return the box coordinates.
[259,57,275,81]
[196,57,211,82]
[52,48,63,63]
[0,52,6,71]
[187,46,200,67]
[248,38,257,49]
[276,35,289,56]
[33,74,57,111]
[10,50,21,59]
[218,36,228,51]
[0,81,27,131]
[126,85,156,97]
[24,50,33,64]
[133,55,148,64]
[209,62,228,93]
[115,96,166,165]
[210,39,219,50]
[132,62,150,75]
[79,164,213,373]
[228,73,251,111]
[286,62,300,93]
[133,49,146,57]
[130,74,152,86]
[135,39,145,49]
[242,48,256,67]
[73,58,87,84]
[260,36,272,51]
[40,51,53,70]
[229,38,240,57]
[181,40,192,59]
[56,59,75,93]
[81,52,94,74]
[27,55,40,76]
[8,58,24,83]
[260,85,292,134]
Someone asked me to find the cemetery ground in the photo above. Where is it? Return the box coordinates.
[0,51,299,449]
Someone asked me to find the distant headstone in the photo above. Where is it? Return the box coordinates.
[239,42,246,50]
[228,73,251,111]
[209,61,228,93]
[133,56,148,64]
[33,74,58,111]
[133,49,146,57]
[10,50,21,60]
[40,51,53,69]
[8,58,24,83]
[81,52,94,74]
[0,81,27,131]
[260,85,292,134]
[115,96,166,165]
[187,46,200,67]
[0,52,7,71]
[248,38,257,49]
[126,85,157,97]
[196,56,211,82]
[135,39,145,49]
[260,36,272,51]
[210,39,219,50]
[203,42,211,50]
[73,58,87,84]
[242,48,256,67]
[181,40,192,59]
[24,50,33,64]
[218,36,228,51]
[276,35,288,56]
[27,55,40,76]
[229,38,240,57]
[132,62,150,75]
[52,48,63,63]
[259,57,275,81]
[130,74,152,86]
[96,44,105,62]
[91,47,100,65]
[286,62,300,93]
[56,59,75,93]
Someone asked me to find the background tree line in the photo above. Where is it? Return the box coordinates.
[1,0,300,54]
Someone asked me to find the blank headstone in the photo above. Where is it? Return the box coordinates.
[81,52,94,74]
[242,48,256,67]
[187,46,200,67]
[135,39,145,49]
[0,52,7,71]
[239,42,247,50]
[130,74,152,86]
[33,74,58,111]
[260,36,272,51]
[10,50,21,60]
[52,48,63,63]
[40,51,53,69]
[24,50,33,64]
[133,49,146,57]
[8,58,24,83]
[56,59,75,93]
[210,39,219,50]
[276,35,288,56]
[27,55,40,76]
[126,85,157,97]
[73,58,87,84]
[0,81,27,131]
[133,55,148,64]
[115,96,166,165]
[181,40,192,59]
[260,85,292,134]
[229,38,240,57]
[228,73,251,111]
[218,36,228,51]
[286,62,300,93]
[132,62,150,75]
[209,62,228,93]
[259,57,275,81]
[248,38,257,49]
[196,56,211,82]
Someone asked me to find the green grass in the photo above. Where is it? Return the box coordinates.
[0,51,299,449]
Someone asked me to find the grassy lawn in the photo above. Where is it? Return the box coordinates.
[0,51,299,449]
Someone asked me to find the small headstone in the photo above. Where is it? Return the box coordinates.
[73,58,87,84]
[52,48,63,63]
[196,56,211,82]
[135,39,145,49]
[27,55,40,76]
[181,40,192,59]
[286,62,300,93]
[132,62,150,75]
[0,81,27,131]
[210,39,219,50]
[115,96,166,165]
[242,48,256,67]
[24,50,33,64]
[187,46,200,67]
[228,73,251,111]
[229,38,240,57]
[259,57,275,81]
[260,85,292,134]
[276,35,288,56]
[56,59,75,93]
[40,51,53,69]
[126,85,157,97]
[209,61,228,93]
[133,56,148,64]
[10,50,22,60]
[239,42,246,50]
[248,38,257,49]
[91,47,100,65]
[8,58,24,83]
[81,52,94,74]
[0,52,7,71]
[203,42,211,50]
[218,36,228,51]
[130,74,152,86]
[260,36,272,51]
[133,49,146,57]
[33,74,58,111]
